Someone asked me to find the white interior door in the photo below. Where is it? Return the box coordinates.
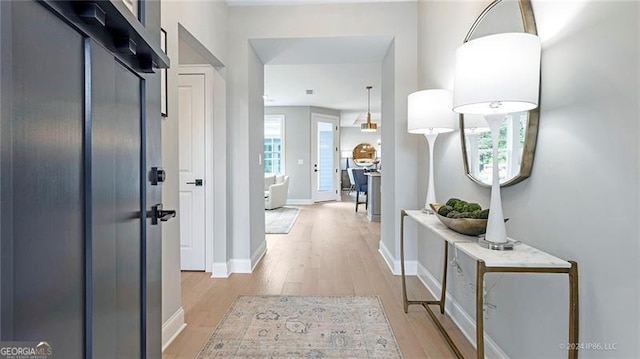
[311,113,339,202]
[179,73,206,270]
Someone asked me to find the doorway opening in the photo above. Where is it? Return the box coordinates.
[175,26,228,276]
[254,36,389,213]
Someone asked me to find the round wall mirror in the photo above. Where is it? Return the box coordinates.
[459,0,540,187]
[352,143,377,166]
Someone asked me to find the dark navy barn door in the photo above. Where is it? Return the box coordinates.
[0,1,166,358]
[91,43,144,358]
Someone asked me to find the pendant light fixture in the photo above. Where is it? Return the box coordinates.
[361,86,378,132]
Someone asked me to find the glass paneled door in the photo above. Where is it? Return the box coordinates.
[311,113,340,202]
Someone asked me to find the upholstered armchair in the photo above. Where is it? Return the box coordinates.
[265,175,289,210]
[350,168,368,212]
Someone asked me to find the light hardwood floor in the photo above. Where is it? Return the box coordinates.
[162,197,475,359]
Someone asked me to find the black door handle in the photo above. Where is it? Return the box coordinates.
[148,203,176,225]
[149,167,166,185]
[186,179,203,186]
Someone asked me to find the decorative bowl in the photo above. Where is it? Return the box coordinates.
[429,203,504,236]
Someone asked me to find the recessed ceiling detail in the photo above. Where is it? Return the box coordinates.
[250,36,392,65]
[253,36,391,127]
[265,63,381,112]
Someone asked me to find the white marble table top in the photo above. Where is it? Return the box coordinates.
[405,210,570,268]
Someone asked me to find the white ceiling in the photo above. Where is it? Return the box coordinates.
[251,36,392,127]
[226,0,413,6]
[264,64,382,111]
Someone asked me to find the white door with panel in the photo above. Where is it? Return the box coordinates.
[179,74,206,270]
[311,113,340,202]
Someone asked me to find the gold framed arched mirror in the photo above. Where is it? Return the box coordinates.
[352,143,377,166]
[459,0,540,187]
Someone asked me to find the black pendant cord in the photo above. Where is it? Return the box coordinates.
[367,86,372,125]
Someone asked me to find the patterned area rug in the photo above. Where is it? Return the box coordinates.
[265,207,300,234]
[196,295,403,358]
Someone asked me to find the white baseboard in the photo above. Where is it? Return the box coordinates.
[286,199,313,205]
[162,307,187,352]
[251,240,267,271]
[378,241,417,276]
[228,258,251,273]
[378,241,396,274]
[416,263,509,359]
[211,262,229,278]
[223,242,267,275]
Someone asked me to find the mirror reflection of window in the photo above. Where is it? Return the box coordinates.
[459,0,540,187]
[264,115,285,175]
[464,112,527,183]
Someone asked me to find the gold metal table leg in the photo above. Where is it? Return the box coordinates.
[400,210,408,313]
[476,260,486,359]
[475,263,579,359]
[400,211,579,359]
[568,261,579,359]
[439,243,449,314]
[400,210,463,359]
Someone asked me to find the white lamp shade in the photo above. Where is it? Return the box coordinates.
[407,89,455,134]
[462,114,491,132]
[453,33,541,115]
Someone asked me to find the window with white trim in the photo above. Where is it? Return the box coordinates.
[264,115,285,175]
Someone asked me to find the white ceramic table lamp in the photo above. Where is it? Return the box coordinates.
[453,32,541,248]
[408,89,456,213]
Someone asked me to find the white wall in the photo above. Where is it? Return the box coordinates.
[228,2,418,269]
[248,46,266,267]
[160,0,228,348]
[179,39,209,64]
[175,1,228,66]
[265,106,311,200]
[417,0,639,357]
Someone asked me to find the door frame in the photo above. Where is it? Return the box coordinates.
[311,113,340,202]
[178,65,214,273]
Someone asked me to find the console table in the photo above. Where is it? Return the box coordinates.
[400,209,579,359]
